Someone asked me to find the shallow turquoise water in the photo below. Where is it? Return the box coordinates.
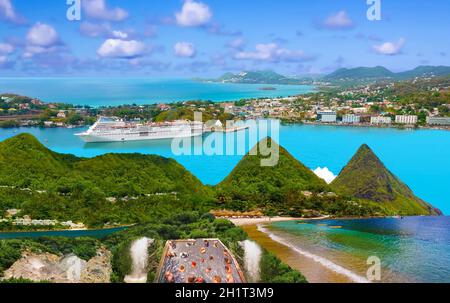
[0,78,313,106]
[0,124,448,214]
[269,217,450,283]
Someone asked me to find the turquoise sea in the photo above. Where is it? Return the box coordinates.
[267,216,450,283]
[0,78,313,107]
[0,124,449,214]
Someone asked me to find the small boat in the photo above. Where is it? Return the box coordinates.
[330,226,343,229]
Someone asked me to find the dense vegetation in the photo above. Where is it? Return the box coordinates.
[215,138,385,217]
[1,211,306,283]
[0,133,215,227]
[331,144,441,216]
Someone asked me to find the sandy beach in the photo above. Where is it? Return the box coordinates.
[228,216,301,226]
[231,216,365,283]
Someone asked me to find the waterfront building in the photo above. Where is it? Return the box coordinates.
[370,116,392,125]
[342,114,360,124]
[427,117,450,126]
[317,111,337,123]
[395,115,418,124]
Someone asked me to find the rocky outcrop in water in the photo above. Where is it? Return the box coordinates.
[2,247,112,283]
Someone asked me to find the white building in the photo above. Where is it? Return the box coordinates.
[342,114,360,124]
[370,116,392,125]
[395,115,418,124]
[427,117,450,126]
[317,111,337,123]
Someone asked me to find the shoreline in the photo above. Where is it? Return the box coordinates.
[241,223,361,283]
[236,216,370,283]
[228,215,329,226]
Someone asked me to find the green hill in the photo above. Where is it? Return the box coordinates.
[0,134,212,227]
[0,133,207,196]
[214,70,300,85]
[215,138,328,212]
[324,65,450,82]
[324,66,395,81]
[395,65,450,79]
[331,144,441,216]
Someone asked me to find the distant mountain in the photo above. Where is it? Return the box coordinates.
[208,71,302,85]
[216,137,328,210]
[331,144,442,216]
[395,66,450,79]
[324,65,450,82]
[324,66,395,81]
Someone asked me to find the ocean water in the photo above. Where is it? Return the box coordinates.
[0,124,449,214]
[267,216,450,283]
[0,78,313,107]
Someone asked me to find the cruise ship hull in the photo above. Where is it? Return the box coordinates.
[75,118,204,143]
[76,130,203,143]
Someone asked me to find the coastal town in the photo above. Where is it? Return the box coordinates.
[1,76,448,130]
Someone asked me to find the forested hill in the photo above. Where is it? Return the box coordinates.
[331,144,442,216]
[0,133,209,197]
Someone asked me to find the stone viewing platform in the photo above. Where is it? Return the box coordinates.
[156,239,246,283]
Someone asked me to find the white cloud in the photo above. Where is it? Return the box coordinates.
[313,167,337,184]
[0,0,25,24]
[23,23,61,58]
[83,0,128,22]
[321,11,354,30]
[0,42,14,55]
[373,38,406,55]
[112,30,128,39]
[174,42,196,58]
[234,43,314,62]
[176,0,212,27]
[97,39,146,59]
[26,23,59,47]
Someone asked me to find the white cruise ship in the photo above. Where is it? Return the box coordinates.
[75,117,204,143]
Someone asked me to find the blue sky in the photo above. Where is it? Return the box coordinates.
[0,0,448,77]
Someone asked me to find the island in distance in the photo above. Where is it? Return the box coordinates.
[197,66,450,85]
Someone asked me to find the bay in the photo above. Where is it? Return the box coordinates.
[0,78,313,107]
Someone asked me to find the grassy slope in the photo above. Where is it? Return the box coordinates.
[0,133,208,197]
[216,138,328,210]
[331,144,441,216]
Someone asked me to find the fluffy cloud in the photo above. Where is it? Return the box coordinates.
[176,0,212,27]
[24,23,62,58]
[79,22,133,40]
[26,23,59,47]
[373,38,406,55]
[0,42,14,55]
[97,39,146,59]
[0,0,26,24]
[313,167,336,184]
[320,11,354,30]
[83,0,128,22]
[174,42,196,58]
[234,43,314,62]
